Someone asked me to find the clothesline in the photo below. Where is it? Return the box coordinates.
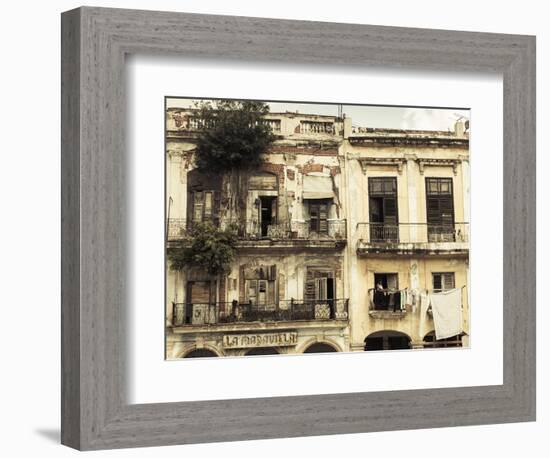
[368,286,466,341]
[369,286,466,315]
[368,285,466,294]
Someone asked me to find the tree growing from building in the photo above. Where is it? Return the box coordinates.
[168,222,237,276]
[193,99,276,173]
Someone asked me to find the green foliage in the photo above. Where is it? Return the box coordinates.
[168,222,237,276]
[193,99,276,173]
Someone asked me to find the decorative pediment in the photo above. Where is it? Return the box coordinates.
[356,157,407,175]
[416,158,461,175]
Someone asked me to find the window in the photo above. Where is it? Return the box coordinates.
[432,272,455,292]
[309,201,329,234]
[368,177,398,242]
[425,177,455,242]
[305,269,335,303]
[244,266,277,309]
[204,191,213,218]
[374,273,398,290]
[304,269,335,319]
[192,190,215,223]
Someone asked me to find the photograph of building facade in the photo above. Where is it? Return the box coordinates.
[165,99,470,359]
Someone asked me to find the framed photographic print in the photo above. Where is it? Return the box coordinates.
[61,6,536,450]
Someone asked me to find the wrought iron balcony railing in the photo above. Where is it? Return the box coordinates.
[171,298,349,327]
[167,218,347,242]
[237,219,346,241]
[356,222,469,244]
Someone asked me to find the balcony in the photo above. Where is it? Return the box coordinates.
[368,288,408,319]
[167,218,347,251]
[171,298,349,328]
[356,222,469,256]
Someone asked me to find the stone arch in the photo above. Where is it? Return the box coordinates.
[180,344,223,358]
[298,337,342,354]
[364,330,412,351]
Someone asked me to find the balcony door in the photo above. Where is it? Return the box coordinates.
[425,177,455,242]
[309,201,329,234]
[368,177,398,242]
[185,280,214,324]
[305,269,335,318]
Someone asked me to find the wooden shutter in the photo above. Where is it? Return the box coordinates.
[369,178,398,225]
[315,278,328,301]
[246,280,257,304]
[443,273,455,290]
[267,280,276,306]
[271,198,278,223]
[193,192,204,223]
[188,281,211,304]
[305,269,316,302]
[268,265,277,280]
[309,204,319,232]
[439,196,454,226]
[319,203,328,233]
[203,191,213,219]
[433,273,455,291]
[426,178,454,225]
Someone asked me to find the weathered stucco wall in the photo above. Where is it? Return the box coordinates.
[165,107,470,357]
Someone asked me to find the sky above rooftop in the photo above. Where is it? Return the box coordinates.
[166,97,470,132]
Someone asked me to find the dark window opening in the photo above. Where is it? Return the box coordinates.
[304,343,338,353]
[259,196,277,237]
[364,332,411,351]
[372,273,400,311]
[184,349,218,358]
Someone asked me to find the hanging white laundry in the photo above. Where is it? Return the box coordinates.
[420,291,430,316]
[429,288,463,340]
[411,289,419,312]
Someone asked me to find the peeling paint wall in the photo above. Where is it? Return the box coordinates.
[165,108,470,356]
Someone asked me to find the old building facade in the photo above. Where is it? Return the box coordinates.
[165,106,470,358]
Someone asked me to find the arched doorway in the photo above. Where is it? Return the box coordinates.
[245,347,279,356]
[423,331,463,348]
[303,342,338,353]
[364,331,411,351]
[183,349,219,358]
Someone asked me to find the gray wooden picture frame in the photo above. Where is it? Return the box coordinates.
[61,6,536,451]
